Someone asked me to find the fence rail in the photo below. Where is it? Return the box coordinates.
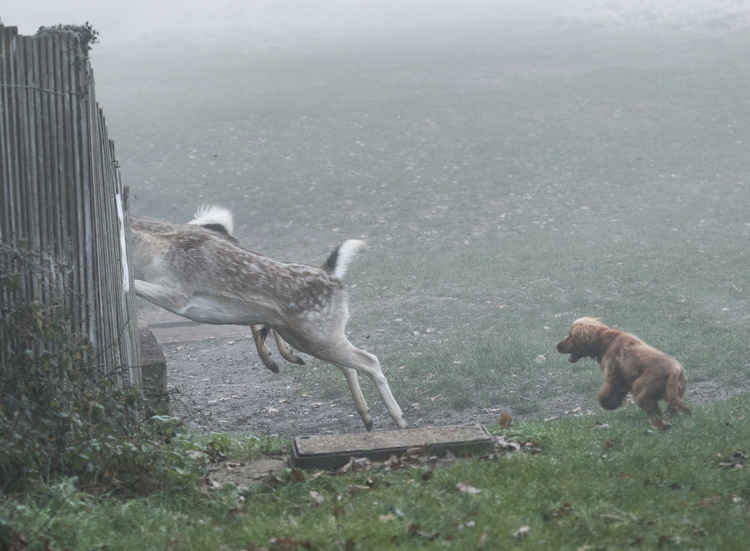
[0,24,140,385]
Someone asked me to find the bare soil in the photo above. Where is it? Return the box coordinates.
[163,334,496,436]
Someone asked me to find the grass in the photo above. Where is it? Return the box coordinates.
[3,395,749,550]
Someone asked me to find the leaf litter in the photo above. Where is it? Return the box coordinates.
[203,430,540,492]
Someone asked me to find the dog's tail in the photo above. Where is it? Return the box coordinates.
[188,205,235,237]
[665,366,691,415]
[323,239,366,279]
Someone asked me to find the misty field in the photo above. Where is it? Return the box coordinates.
[97,20,750,430]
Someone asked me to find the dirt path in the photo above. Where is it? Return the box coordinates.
[142,309,516,436]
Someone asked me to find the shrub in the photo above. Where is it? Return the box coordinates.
[0,244,197,495]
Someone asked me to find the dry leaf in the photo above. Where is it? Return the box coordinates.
[495,436,521,452]
[289,469,306,482]
[379,514,396,522]
[337,458,354,474]
[268,536,313,550]
[352,457,372,472]
[408,523,439,540]
[264,471,286,486]
[406,446,425,457]
[348,484,371,495]
[456,481,481,495]
[309,490,324,505]
[203,476,222,489]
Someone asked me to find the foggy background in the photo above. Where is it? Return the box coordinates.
[4,1,750,429]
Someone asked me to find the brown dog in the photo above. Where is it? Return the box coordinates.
[556,317,690,430]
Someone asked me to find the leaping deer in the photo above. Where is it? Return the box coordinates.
[129,205,406,431]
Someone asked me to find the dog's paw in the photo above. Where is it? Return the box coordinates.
[652,418,671,431]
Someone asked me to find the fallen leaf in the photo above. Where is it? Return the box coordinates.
[408,523,439,540]
[268,536,313,551]
[495,436,521,452]
[384,455,403,470]
[658,535,673,547]
[513,525,530,538]
[289,469,306,483]
[523,442,543,454]
[309,490,324,505]
[379,514,396,522]
[458,520,476,530]
[456,481,481,495]
[264,473,285,486]
[348,484,371,495]
[699,495,721,506]
[202,476,222,490]
[337,458,354,474]
[352,457,372,472]
[719,450,746,468]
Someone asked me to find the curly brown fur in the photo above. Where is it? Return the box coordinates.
[556,317,690,430]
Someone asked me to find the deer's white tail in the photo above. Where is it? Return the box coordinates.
[323,239,366,279]
[188,205,234,236]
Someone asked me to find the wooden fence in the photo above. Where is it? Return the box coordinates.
[0,24,140,386]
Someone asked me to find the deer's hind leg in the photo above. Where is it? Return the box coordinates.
[251,324,279,373]
[339,366,373,431]
[274,330,306,366]
[320,338,407,430]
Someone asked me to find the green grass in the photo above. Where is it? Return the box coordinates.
[3,395,749,550]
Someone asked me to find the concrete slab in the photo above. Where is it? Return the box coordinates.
[138,325,169,414]
[291,424,493,469]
